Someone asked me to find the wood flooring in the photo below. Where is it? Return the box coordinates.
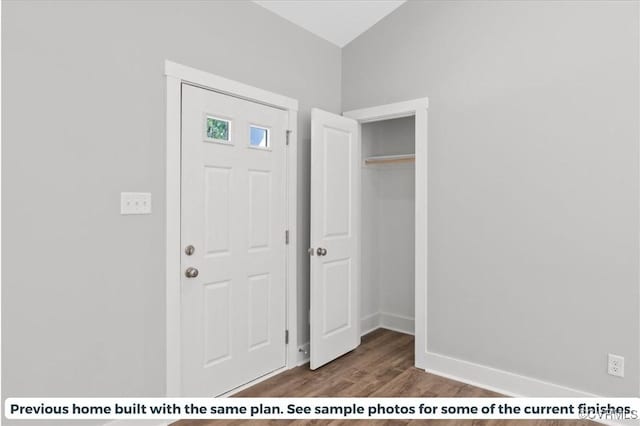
[173,329,594,426]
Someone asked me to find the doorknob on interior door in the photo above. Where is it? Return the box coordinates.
[316,247,327,256]
[185,267,199,278]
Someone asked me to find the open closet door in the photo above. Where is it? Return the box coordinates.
[309,108,360,370]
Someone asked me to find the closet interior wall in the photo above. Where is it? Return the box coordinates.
[361,116,416,335]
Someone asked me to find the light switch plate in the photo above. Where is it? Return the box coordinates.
[121,192,152,215]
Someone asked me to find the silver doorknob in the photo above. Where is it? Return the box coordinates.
[185,267,199,278]
[317,247,327,256]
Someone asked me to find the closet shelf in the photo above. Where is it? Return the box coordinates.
[363,154,415,166]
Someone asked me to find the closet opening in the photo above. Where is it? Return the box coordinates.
[309,99,427,370]
[361,116,416,337]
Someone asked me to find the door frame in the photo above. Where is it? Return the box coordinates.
[343,98,429,369]
[164,60,299,397]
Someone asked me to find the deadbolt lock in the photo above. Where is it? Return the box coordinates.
[185,245,195,256]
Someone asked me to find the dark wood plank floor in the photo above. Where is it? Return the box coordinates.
[173,329,593,426]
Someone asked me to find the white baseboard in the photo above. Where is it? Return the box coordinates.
[424,352,640,425]
[360,312,414,336]
[221,365,289,397]
[294,312,414,366]
[360,312,381,335]
[423,351,597,398]
[104,421,170,426]
[379,312,414,335]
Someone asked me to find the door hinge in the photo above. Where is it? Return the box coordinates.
[285,230,289,245]
[285,329,289,344]
[286,130,292,146]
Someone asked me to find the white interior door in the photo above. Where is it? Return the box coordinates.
[310,108,360,369]
[180,84,288,396]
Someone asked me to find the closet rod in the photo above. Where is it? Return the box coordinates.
[363,154,415,165]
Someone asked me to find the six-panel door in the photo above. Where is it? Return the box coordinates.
[180,84,287,396]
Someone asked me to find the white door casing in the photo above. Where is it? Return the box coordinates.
[343,98,429,370]
[180,83,288,396]
[309,108,361,370]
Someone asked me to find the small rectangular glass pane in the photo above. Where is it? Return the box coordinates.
[206,117,230,141]
[250,126,269,149]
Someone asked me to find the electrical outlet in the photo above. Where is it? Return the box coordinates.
[121,192,152,215]
[608,353,624,377]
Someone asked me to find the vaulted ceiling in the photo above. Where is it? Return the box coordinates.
[254,1,406,47]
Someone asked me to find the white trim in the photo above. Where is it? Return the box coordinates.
[343,98,429,370]
[379,312,414,335]
[343,98,429,123]
[285,111,299,368]
[414,107,428,369]
[360,312,380,336]
[165,74,181,397]
[360,312,414,337]
[165,61,298,111]
[219,366,288,397]
[164,60,299,397]
[423,352,640,425]
[424,352,598,398]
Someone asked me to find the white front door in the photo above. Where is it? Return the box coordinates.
[180,84,288,396]
[309,108,360,369]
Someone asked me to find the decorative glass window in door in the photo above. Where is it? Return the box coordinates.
[206,116,231,142]
[249,126,269,149]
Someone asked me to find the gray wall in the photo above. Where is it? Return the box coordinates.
[4,0,639,414]
[2,0,340,410]
[343,0,639,396]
